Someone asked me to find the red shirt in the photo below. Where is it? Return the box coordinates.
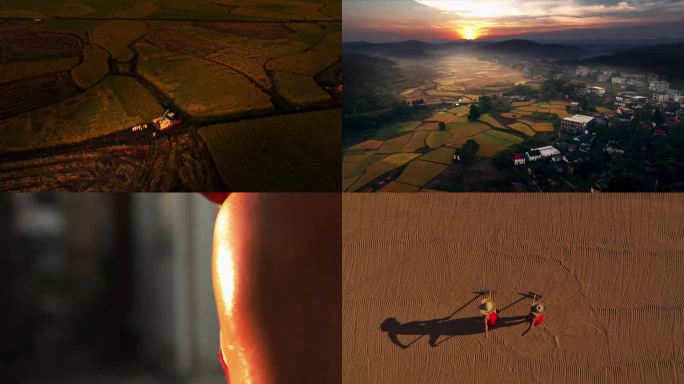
[485,311,498,326]
[530,313,544,327]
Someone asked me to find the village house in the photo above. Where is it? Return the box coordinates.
[615,107,634,123]
[574,133,595,152]
[561,114,594,133]
[525,146,562,163]
[612,77,625,85]
[526,149,543,162]
[653,94,671,104]
[588,86,606,96]
[649,80,670,93]
[513,153,526,166]
[616,92,648,108]
[576,66,591,77]
[604,140,625,155]
[591,172,614,192]
[563,152,591,174]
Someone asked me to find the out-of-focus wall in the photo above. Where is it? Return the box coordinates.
[0,193,224,384]
[132,194,222,382]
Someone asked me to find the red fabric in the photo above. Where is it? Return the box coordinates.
[218,347,230,384]
[528,313,545,327]
[203,193,231,205]
[486,311,498,326]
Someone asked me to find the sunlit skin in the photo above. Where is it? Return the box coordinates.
[212,193,340,384]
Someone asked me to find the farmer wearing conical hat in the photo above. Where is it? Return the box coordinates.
[478,297,498,338]
[526,302,545,332]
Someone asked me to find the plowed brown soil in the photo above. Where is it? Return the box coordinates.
[343,194,684,384]
[0,131,223,191]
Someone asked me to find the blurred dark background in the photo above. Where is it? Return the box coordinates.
[0,194,223,384]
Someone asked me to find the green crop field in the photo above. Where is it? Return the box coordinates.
[346,153,420,191]
[397,160,448,187]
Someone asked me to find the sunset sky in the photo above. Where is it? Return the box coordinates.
[343,0,684,42]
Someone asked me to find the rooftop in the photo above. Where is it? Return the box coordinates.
[535,146,562,157]
[563,115,595,124]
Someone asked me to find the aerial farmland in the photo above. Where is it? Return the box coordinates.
[0,0,341,191]
[343,193,684,384]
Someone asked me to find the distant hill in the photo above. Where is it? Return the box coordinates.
[342,53,436,115]
[579,42,684,79]
[475,39,586,58]
[343,40,434,58]
[343,39,586,59]
[342,53,404,114]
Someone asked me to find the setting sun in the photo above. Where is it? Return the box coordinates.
[460,26,481,40]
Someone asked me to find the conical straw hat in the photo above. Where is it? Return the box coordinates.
[479,298,495,315]
[531,303,545,314]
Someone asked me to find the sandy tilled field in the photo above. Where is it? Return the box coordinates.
[343,194,684,383]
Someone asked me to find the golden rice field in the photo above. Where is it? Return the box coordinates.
[520,119,554,132]
[447,120,491,141]
[378,181,420,192]
[508,122,535,136]
[399,131,430,153]
[348,140,384,151]
[398,57,529,104]
[0,76,163,153]
[426,131,453,149]
[345,153,421,192]
[377,134,413,154]
[478,113,505,129]
[71,45,110,89]
[0,58,80,84]
[396,160,449,187]
[198,108,341,191]
[418,147,454,165]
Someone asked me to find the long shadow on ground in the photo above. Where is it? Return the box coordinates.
[381,294,530,348]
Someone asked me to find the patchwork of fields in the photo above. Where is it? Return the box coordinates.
[0,0,341,191]
[344,100,567,192]
[400,57,530,104]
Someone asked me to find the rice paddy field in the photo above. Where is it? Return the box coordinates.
[343,52,577,191]
[198,109,341,191]
[0,76,164,153]
[400,57,529,104]
[343,193,684,384]
[0,0,341,191]
[343,99,568,191]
